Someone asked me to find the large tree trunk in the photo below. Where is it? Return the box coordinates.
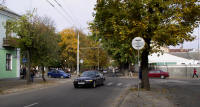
[41,66,46,82]
[120,63,129,76]
[120,63,129,70]
[26,50,31,84]
[141,38,151,90]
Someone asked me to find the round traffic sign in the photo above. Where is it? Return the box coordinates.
[132,37,145,50]
[80,59,84,64]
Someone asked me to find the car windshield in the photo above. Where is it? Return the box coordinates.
[81,71,96,77]
[58,70,65,73]
[162,70,167,72]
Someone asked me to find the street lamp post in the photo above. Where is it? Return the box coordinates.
[98,47,99,70]
[76,28,88,75]
[80,59,83,72]
[198,25,200,64]
[77,32,80,75]
[98,39,102,71]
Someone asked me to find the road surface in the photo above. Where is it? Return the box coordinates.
[0,77,137,107]
[1,76,200,107]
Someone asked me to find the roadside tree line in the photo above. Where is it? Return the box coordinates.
[90,0,200,90]
[6,12,110,83]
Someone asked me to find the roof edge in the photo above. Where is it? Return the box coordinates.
[0,5,21,17]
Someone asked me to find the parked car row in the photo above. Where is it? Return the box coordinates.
[48,68,167,89]
[47,69,168,79]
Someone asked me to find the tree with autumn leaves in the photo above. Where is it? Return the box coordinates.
[91,0,200,90]
[6,13,60,83]
[5,12,110,83]
[59,28,110,71]
[59,28,77,70]
[80,35,110,70]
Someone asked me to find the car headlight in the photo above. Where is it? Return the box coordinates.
[85,80,93,82]
[74,79,78,81]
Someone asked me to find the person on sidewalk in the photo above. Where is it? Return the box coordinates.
[22,67,26,79]
[129,70,133,77]
[112,68,115,77]
[30,68,35,82]
[192,68,198,78]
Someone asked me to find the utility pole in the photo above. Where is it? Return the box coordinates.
[198,25,200,64]
[98,39,101,71]
[98,46,99,70]
[77,32,79,75]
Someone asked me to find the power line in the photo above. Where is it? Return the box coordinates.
[51,0,91,75]
[47,0,88,32]
[53,0,75,25]
[53,0,61,7]
[53,0,83,28]
[46,0,54,7]
[46,0,73,25]
[60,0,84,29]
[45,0,73,25]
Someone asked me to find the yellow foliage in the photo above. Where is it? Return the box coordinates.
[59,28,77,66]
[59,28,110,69]
[59,28,77,50]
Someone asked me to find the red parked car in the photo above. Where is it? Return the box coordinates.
[148,70,169,79]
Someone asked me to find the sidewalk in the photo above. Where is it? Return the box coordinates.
[0,76,74,95]
[114,86,176,107]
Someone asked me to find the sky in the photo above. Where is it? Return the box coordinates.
[4,0,96,33]
[3,0,200,49]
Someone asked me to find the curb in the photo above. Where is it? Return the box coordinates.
[0,78,72,95]
[113,87,131,107]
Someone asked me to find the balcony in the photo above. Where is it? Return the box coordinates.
[3,38,15,48]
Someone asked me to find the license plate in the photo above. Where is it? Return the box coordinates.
[78,82,85,85]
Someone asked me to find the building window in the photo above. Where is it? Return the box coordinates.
[6,54,12,71]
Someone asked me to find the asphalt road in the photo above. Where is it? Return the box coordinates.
[1,76,199,107]
[150,78,200,107]
[0,77,137,107]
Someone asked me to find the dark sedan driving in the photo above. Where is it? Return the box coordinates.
[73,70,105,88]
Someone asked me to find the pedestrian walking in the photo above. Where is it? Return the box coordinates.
[22,67,26,79]
[30,68,35,82]
[192,68,198,78]
[112,68,115,77]
[129,70,133,77]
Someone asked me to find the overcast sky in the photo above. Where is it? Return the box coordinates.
[4,0,200,49]
[5,0,96,33]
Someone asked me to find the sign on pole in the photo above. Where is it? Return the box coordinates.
[131,37,145,97]
[22,58,27,63]
[132,37,145,50]
[80,59,84,64]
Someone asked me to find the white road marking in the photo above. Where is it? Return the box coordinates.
[161,80,189,84]
[24,102,39,107]
[117,83,122,86]
[107,82,113,86]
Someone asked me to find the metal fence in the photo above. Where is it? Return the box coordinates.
[150,65,200,79]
